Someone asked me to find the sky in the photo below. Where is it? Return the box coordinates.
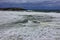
[0,0,58,3]
[0,0,60,10]
[0,0,41,3]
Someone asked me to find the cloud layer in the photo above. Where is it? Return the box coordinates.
[0,0,59,3]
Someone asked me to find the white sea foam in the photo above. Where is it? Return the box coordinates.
[0,11,60,40]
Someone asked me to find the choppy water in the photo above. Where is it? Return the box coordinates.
[0,11,60,40]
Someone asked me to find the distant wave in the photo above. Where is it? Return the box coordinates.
[26,10,60,13]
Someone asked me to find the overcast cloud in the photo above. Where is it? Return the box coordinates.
[0,0,59,3]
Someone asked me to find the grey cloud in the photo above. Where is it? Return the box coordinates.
[0,0,60,3]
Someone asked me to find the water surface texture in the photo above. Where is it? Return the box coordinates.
[0,11,60,40]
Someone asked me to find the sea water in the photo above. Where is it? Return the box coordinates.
[0,11,60,40]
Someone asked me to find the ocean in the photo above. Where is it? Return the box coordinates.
[0,11,60,40]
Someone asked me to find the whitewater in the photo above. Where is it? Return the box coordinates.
[0,11,60,40]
